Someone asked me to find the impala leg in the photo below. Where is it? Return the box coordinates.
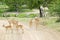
[16,28,18,33]
[30,23,32,28]
[6,28,8,33]
[11,29,13,33]
[22,28,24,34]
[36,24,37,30]
[35,22,38,30]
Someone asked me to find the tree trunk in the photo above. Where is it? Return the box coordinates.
[39,7,43,17]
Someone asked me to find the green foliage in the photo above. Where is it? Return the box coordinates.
[0,0,25,11]
[17,13,27,18]
[56,18,60,22]
[0,10,3,13]
[26,0,53,9]
[0,0,54,12]
[48,0,60,17]
[4,14,16,17]
[0,13,38,18]
[1,0,60,17]
[17,13,38,18]
[20,9,33,12]
[9,14,16,17]
[28,14,38,18]
[0,8,5,17]
[0,13,3,17]
[0,8,5,13]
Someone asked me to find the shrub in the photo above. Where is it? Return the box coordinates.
[0,8,6,13]
[17,13,27,18]
[9,14,16,17]
[0,10,3,13]
[28,14,38,18]
[4,14,16,17]
[56,18,60,22]
[0,13,3,17]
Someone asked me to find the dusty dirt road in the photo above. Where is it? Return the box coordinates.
[0,20,60,40]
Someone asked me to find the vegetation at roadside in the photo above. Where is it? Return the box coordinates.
[0,13,38,18]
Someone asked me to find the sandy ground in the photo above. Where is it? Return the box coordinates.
[0,20,60,40]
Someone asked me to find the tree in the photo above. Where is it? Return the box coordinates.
[25,0,53,17]
[1,0,59,17]
[0,0,25,12]
[48,0,60,17]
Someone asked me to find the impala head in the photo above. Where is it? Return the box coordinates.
[35,17,40,20]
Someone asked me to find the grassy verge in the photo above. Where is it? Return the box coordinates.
[42,17,60,32]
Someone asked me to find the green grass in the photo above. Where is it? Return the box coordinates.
[0,13,38,18]
[42,17,60,32]
[28,14,38,18]
[44,18,57,25]
[47,23,60,32]
[20,9,33,12]
[17,13,27,18]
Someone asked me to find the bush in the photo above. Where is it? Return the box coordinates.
[0,10,3,13]
[4,14,16,17]
[9,14,16,17]
[0,13,3,17]
[28,14,38,18]
[1,13,38,18]
[17,13,27,18]
[0,8,6,13]
[17,13,38,18]
[56,18,60,22]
